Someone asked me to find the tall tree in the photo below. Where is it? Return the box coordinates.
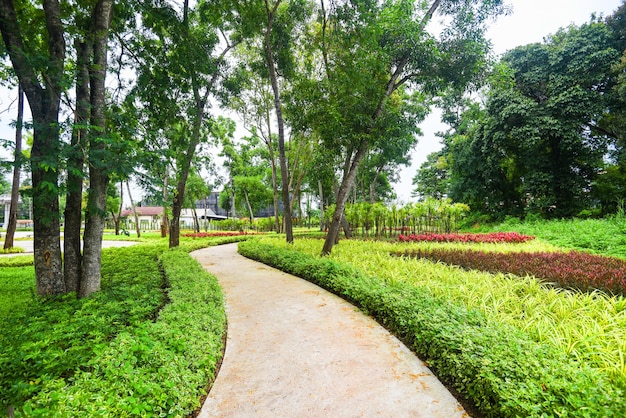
[3,85,23,250]
[0,0,115,297]
[0,0,69,294]
[305,0,505,255]
[131,0,238,248]
[449,22,620,219]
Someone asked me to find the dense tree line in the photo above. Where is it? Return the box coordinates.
[0,0,506,296]
[414,3,626,220]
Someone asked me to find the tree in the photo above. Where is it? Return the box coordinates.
[3,85,23,250]
[412,151,449,201]
[0,0,115,297]
[184,170,209,233]
[130,0,238,248]
[302,0,505,255]
[452,22,620,219]
[261,0,311,243]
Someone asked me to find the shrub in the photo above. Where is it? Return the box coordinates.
[239,239,626,418]
[182,231,252,238]
[21,249,226,417]
[1,242,226,417]
[398,231,535,244]
[395,248,626,297]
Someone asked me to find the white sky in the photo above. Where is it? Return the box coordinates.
[1,0,624,203]
[395,0,625,202]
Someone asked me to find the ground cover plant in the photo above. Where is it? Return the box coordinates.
[239,237,626,417]
[398,231,535,244]
[394,248,626,297]
[0,266,34,319]
[0,236,236,416]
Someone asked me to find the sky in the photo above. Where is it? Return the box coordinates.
[1,0,625,204]
[394,0,625,202]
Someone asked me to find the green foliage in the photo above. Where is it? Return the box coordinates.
[0,266,35,320]
[0,241,227,416]
[0,246,25,254]
[337,199,470,237]
[0,254,33,268]
[239,238,626,417]
[444,21,621,219]
[483,217,626,259]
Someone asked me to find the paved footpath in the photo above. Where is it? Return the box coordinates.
[191,243,468,418]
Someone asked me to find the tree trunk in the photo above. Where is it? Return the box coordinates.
[161,170,169,237]
[318,180,326,232]
[127,181,140,238]
[0,0,67,296]
[169,136,200,248]
[243,189,255,222]
[80,0,114,298]
[322,141,368,255]
[3,85,23,250]
[265,0,293,243]
[32,112,65,295]
[192,207,200,233]
[115,180,123,235]
[64,40,91,294]
[266,136,281,233]
[369,167,382,204]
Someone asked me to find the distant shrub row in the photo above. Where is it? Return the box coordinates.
[398,231,535,244]
[394,248,626,297]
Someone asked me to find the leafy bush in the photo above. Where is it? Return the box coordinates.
[182,231,253,238]
[394,248,626,297]
[0,246,25,254]
[21,249,226,417]
[0,255,33,268]
[399,231,535,244]
[0,266,35,320]
[239,239,626,418]
[0,244,166,414]
[1,241,226,417]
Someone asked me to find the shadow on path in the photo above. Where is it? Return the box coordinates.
[192,243,468,418]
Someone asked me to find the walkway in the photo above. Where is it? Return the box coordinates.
[191,243,468,418]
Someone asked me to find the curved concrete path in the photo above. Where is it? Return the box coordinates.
[192,243,468,418]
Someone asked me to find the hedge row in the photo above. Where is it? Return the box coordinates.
[238,239,626,418]
[398,231,535,244]
[3,242,227,417]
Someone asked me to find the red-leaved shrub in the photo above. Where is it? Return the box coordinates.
[182,231,251,238]
[394,248,626,297]
[398,232,535,244]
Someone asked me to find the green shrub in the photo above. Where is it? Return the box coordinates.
[0,244,166,414]
[239,239,626,418]
[1,239,227,416]
[0,255,33,268]
[20,249,226,417]
[0,266,35,320]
